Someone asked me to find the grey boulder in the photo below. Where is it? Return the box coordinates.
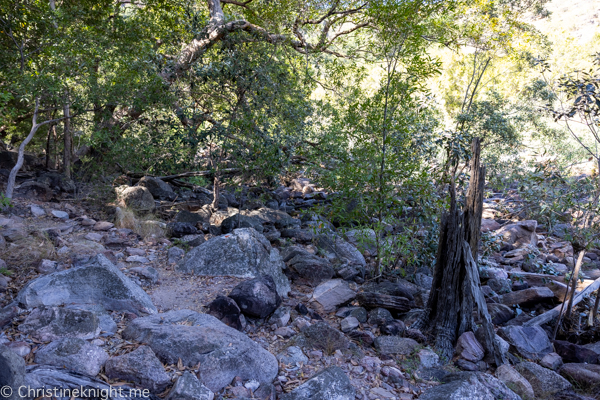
[121,309,278,392]
[0,345,26,400]
[177,228,290,297]
[515,361,572,399]
[279,366,355,400]
[420,372,521,400]
[34,337,108,377]
[312,279,356,312]
[24,365,154,399]
[104,345,170,393]
[16,254,157,315]
[316,234,366,266]
[18,307,100,341]
[137,176,175,201]
[165,371,214,400]
[228,275,281,318]
[499,325,552,361]
[374,336,419,355]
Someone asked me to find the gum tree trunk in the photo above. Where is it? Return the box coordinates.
[415,138,505,365]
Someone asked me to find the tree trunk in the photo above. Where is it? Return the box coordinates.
[6,99,50,199]
[63,99,72,179]
[414,138,505,365]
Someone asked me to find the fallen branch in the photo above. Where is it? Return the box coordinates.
[524,275,600,327]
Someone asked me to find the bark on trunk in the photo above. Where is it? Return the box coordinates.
[63,99,72,179]
[414,138,505,365]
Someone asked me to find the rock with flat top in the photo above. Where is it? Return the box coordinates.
[312,279,356,312]
[499,325,552,361]
[16,254,157,315]
[122,309,278,392]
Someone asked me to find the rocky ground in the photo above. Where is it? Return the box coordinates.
[1,173,600,400]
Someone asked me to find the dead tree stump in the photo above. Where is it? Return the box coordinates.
[414,138,505,365]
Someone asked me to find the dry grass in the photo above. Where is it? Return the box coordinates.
[114,207,166,239]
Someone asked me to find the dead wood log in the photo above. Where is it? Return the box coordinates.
[414,138,504,364]
[525,275,600,327]
[356,292,411,313]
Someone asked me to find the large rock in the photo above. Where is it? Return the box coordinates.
[24,366,152,399]
[420,372,520,400]
[137,176,175,201]
[18,307,100,341]
[301,321,350,351]
[455,331,484,362]
[207,295,245,330]
[315,234,366,266]
[279,366,355,400]
[0,345,26,400]
[104,345,170,393]
[499,287,553,306]
[552,340,599,364]
[228,275,281,318]
[481,219,501,233]
[312,279,356,312]
[515,361,572,399]
[34,338,109,376]
[287,252,335,284]
[166,222,198,238]
[121,309,278,392]
[559,363,600,388]
[247,208,300,229]
[374,336,419,355]
[177,228,290,297]
[16,254,157,315]
[487,303,515,325]
[499,325,552,361]
[496,364,535,400]
[221,214,264,234]
[497,220,538,247]
[165,371,214,400]
[115,185,155,212]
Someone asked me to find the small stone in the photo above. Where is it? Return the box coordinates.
[85,232,103,242]
[30,205,46,217]
[81,218,96,226]
[274,326,295,338]
[277,346,308,365]
[126,247,146,256]
[51,210,69,219]
[36,259,59,274]
[540,352,563,370]
[94,221,114,231]
[168,247,185,264]
[370,387,395,399]
[268,306,291,327]
[367,307,394,326]
[417,349,439,368]
[374,336,419,355]
[165,371,214,400]
[126,255,149,263]
[340,316,359,332]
